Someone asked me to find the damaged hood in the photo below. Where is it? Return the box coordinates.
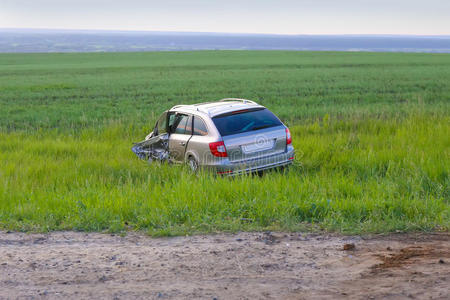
[132,133,169,162]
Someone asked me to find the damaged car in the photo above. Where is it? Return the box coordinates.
[132,98,294,175]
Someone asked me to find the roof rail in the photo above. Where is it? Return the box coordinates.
[170,104,209,114]
[170,104,187,110]
[219,98,258,105]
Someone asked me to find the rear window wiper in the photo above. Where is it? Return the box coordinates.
[251,124,274,131]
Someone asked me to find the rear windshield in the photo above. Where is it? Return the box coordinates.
[212,108,283,137]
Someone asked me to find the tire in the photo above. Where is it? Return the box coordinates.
[187,156,199,173]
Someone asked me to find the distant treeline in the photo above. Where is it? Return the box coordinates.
[1,29,449,53]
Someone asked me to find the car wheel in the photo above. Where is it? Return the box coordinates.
[187,156,199,173]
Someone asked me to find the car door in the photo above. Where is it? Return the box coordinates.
[149,111,170,150]
[132,111,169,160]
[168,113,193,162]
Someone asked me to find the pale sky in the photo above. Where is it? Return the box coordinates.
[1,0,449,35]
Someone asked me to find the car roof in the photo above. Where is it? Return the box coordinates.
[169,98,265,118]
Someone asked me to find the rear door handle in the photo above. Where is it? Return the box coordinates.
[179,142,186,146]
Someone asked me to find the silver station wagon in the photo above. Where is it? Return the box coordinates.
[132,98,294,175]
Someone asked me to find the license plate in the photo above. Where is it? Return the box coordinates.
[241,139,275,153]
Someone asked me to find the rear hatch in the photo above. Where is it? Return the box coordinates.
[212,108,287,162]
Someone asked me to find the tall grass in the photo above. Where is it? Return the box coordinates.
[0,51,448,234]
[1,113,448,234]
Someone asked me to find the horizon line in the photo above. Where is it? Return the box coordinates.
[1,27,450,38]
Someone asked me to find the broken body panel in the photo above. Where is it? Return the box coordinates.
[131,133,169,162]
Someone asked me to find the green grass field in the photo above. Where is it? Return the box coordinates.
[0,51,449,235]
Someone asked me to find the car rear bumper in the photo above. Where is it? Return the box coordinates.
[205,147,295,175]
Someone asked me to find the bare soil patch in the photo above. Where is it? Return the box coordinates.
[0,231,448,299]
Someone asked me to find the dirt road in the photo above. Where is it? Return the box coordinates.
[0,231,448,299]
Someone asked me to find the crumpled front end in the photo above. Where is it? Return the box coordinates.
[131,134,169,163]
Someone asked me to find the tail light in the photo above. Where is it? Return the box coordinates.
[209,141,227,157]
[217,170,233,175]
[286,128,292,145]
